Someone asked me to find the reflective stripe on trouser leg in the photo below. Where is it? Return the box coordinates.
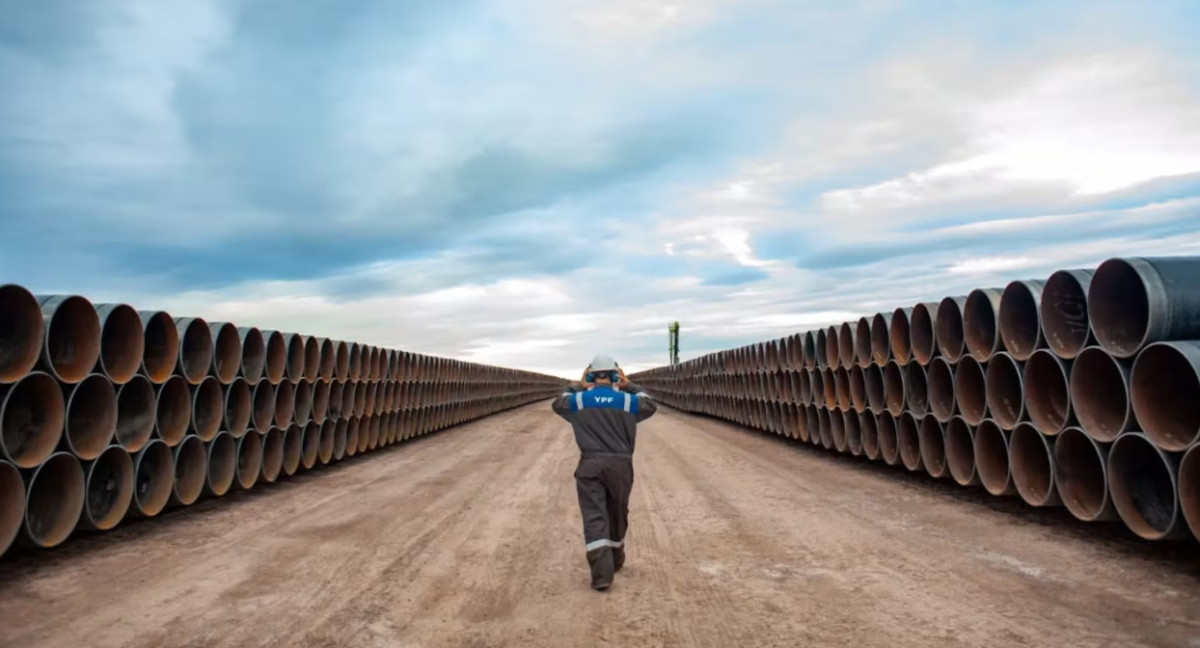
[575,455,635,550]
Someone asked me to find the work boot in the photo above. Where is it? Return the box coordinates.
[587,548,615,591]
[613,546,625,573]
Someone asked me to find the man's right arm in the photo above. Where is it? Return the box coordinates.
[551,384,579,420]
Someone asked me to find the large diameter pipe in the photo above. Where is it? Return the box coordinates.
[349,343,363,381]
[312,379,331,424]
[23,451,84,547]
[130,439,172,517]
[1024,350,1073,435]
[260,428,283,483]
[859,411,880,461]
[264,330,287,385]
[251,378,275,431]
[115,375,155,452]
[190,377,223,442]
[37,295,102,384]
[237,327,266,383]
[1041,269,1094,360]
[816,407,832,449]
[829,408,847,453]
[1054,427,1117,522]
[927,357,956,422]
[805,406,819,447]
[883,360,906,416]
[172,435,206,506]
[333,418,348,461]
[335,341,350,380]
[274,380,295,427]
[319,419,335,465]
[985,352,1026,430]
[93,304,144,384]
[345,416,361,457]
[0,371,65,468]
[897,412,922,472]
[79,444,133,530]
[864,364,884,413]
[975,420,1016,496]
[839,322,857,369]
[845,409,862,456]
[854,318,872,369]
[282,333,305,383]
[224,378,251,438]
[954,355,987,426]
[999,280,1046,361]
[802,332,817,370]
[911,302,940,365]
[878,413,899,466]
[0,284,43,383]
[204,432,236,497]
[905,362,929,417]
[1009,423,1061,507]
[964,288,1005,362]
[366,414,381,450]
[870,312,892,365]
[936,297,969,364]
[1108,432,1187,540]
[294,379,313,427]
[1089,256,1200,358]
[63,373,117,460]
[919,415,948,479]
[301,421,320,470]
[282,424,302,476]
[1070,346,1135,442]
[209,322,241,385]
[0,460,24,556]
[304,336,320,382]
[849,366,866,411]
[834,368,850,410]
[139,311,179,384]
[236,430,262,490]
[890,308,913,365]
[174,317,213,385]
[945,416,978,486]
[815,330,829,370]
[1179,444,1200,542]
[319,338,335,381]
[1131,341,1200,452]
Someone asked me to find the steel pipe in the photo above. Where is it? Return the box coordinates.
[301,421,320,470]
[1024,350,1072,435]
[815,330,829,370]
[964,288,1004,362]
[869,312,891,366]
[1089,256,1200,358]
[1041,269,1094,360]
[366,414,380,451]
[1054,427,1116,522]
[1070,347,1135,442]
[223,378,251,439]
[974,420,1016,496]
[294,379,313,427]
[805,406,819,447]
[1179,444,1200,542]
[824,327,839,369]
[878,413,899,466]
[911,302,940,366]
[349,343,363,381]
[936,297,969,364]
[844,409,863,456]
[174,317,213,385]
[37,295,102,384]
[209,322,241,385]
[897,412,922,472]
[802,332,817,370]
[0,285,43,384]
[130,439,172,517]
[63,373,117,460]
[853,318,872,369]
[251,378,275,432]
[274,380,295,427]
[839,322,857,369]
[953,355,987,426]
[985,352,1025,430]
[346,416,361,457]
[204,432,236,497]
[236,430,262,490]
[905,362,929,417]
[335,341,349,381]
[816,407,832,449]
[237,327,266,383]
[945,416,978,486]
[282,424,302,476]
[264,330,286,385]
[313,379,331,424]
[138,311,178,384]
[283,334,305,383]
[260,428,283,483]
[919,415,948,479]
[0,371,65,468]
[890,308,913,365]
[190,377,223,442]
[0,460,24,556]
[999,280,1046,361]
[319,419,335,465]
[93,304,144,384]
[834,368,850,410]
[1108,432,1186,540]
[1009,423,1060,507]
[319,338,335,381]
[848,365,866,412]
[333,418,348,461]
[1131,341,1200,452]
[24,452,84,547]
[830,408,847,453]
[883,360,905,416]
[115,375,155,452]
[77,445,133,531]
[304,336,320,382]
[172,435,206,506]
[859,411,879,460]
[927,357,956,422]
[863,364,884,413]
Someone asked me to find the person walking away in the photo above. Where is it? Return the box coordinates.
[551,353,657,591]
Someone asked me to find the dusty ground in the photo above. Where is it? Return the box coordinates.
[1,403,1198,648]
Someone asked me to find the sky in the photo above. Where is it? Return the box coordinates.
[1,0,1199,378]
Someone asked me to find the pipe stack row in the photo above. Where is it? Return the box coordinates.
[631,257,1200,544]
[0,285,563,559]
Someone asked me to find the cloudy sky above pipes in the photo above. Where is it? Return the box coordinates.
[2,1,1199,377]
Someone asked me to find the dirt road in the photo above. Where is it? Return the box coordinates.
[1,404,1197,647]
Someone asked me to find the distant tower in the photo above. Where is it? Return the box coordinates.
[668,322,680,367]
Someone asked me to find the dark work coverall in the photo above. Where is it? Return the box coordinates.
[551,383,658,586]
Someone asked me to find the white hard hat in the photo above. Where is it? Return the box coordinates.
[588,353,618,372]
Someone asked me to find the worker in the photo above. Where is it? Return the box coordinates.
[551,353,658,591]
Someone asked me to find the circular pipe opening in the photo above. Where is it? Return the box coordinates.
[274,380,295,427]
[905,363,928,417]
[302,421,320,470]
[871,313,892,365]
[133,440,173,516]
[927,358,955,422]
[252,378,275,431]
[349,343,363,381]
[910,303,938,366]
[25,452,84,547]
[1131,342,1200,452]
[83,444,133,530]
[329,380,345,419]
[210,322,240,385]
[65,374,117,460]
[284,334,305,383]
[1,371,65,467]
[954,355,987,426]
[964,289,1003,362]
[313,379,331,423]
[176,318,213,385]
[883,361,905,416]
[854,318,872,369]
[878,413,898,465]
[860,411,879,460]
[294,379,313,427]
[974,420,1013,496]
[355,379,368,416]
[830,408,846,452]
[172,436,206,506]
[191,377,223,442]
[1070,347,1133,442]
[999,281,1044,361]
[844,410,862,456]
[1041,269,1093,359]
[346,416,361,456]
[1089,259,1150,358]
[367,414,381,450]
[319,419,335,464]
[261,428,283,483]
[898,412,922,471]
[1108,433,1180,540]
[333,418,348,461]
[1180,444,1200,542]
[0,285,42,383]
[282,424,302,476]
[839,322,856,368]
[802,332,817,369]
[115,375,155,452]
[95,304,144,384]
[863,365,883,412]
[0,460,24,554]
[891,308,913,365]
[38,295,102,384]
[985,353,1024,430]
[264,331,286,385]
[1024,350,1072,435]
[224,378,252,438]
[945,417,977,486]
[1010,423,1058,507]
[206,432,236,496]
[319,339,335,381]
[849,365,866,411]
[238,327,265,384]
[304,336,320,382]
[805,406,819,446]
[335,341,349,380]
[1055,427,1113,522]
[825,327,840,369]
[139,311,178,384]
[919,415,947,478]
[936,297,967,364]
[237,430,263,490]
[816,407,831,449]
[834,368,850,410]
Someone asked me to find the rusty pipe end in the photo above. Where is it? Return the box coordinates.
[172,435,207,506]
[0,285,43,383]
[209,322,241,385]
[260,428,284,483]
[999,280,1045,361]
[24,452,84,547]
[80,444,134,530]
[116,375,155,452]
[1,371,65,468]
[64,373,117,460]
[264,331,287,385]
[131,439,173,517]
[236,430,263,490]
[1054,427,1116,522]
[95,303,144,385]
[1070,346,1134,442]
[985,352,1025,430]
[1108,432,1185,540]
[1024,349,1072,435]
[945,416,979,486]
[1009,423,1061,507]
[0,461,24,556]
[138,311,179,384]
[1131,341,1200,452]
[963,288,1004,362]
[1041,269,1094,360]
[175,317,214,385]
[974,420,1015,496]
[38,295,102,384]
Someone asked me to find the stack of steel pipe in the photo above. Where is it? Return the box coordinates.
[0,285,564,559]
[631,256,1200,544]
